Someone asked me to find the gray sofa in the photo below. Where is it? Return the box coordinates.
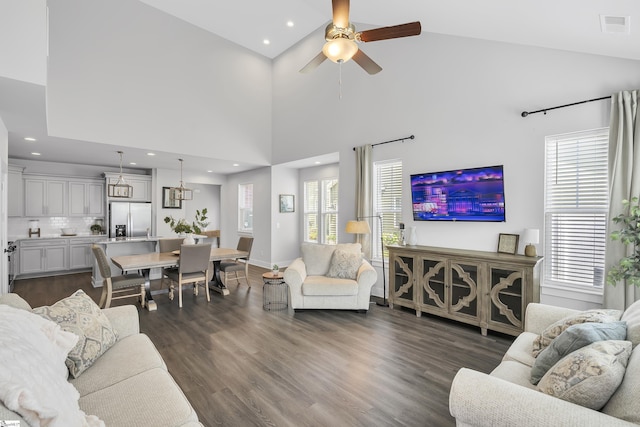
[0,293,202,426]
[449,302,640,427]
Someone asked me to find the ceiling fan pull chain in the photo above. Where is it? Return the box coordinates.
[339,59,343,100]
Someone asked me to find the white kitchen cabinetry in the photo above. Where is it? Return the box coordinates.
[8,165,24,217]
[69,180,104,216]
[69,237,100,269]
[19,239,68,275]
[24,178,67,216]
[104,173,152,202]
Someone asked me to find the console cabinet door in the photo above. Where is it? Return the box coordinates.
[389,253,417,311]
[486,264,528,335]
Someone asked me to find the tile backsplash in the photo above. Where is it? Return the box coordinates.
[8,216,105,239]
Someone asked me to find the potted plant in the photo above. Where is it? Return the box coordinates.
[164,208,210,236]
[607,197,640,287]
[272,264,279,276]
[90,223,103,235]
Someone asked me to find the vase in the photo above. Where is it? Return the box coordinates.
[183,233,195,245]
[408,226,418,246]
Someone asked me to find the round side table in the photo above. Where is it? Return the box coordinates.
[262,272,288,311]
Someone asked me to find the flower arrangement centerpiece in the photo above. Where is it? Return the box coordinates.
[164,208,210,236]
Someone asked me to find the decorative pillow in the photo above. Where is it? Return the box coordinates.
[602,344,640,422]
[621,299,640,347]
[33,290,118,378]
[530,321,627,385]
[537,340,632,410]
[326,249,362,280]
[0,305,104,426]
[301,243,361,276]
[532,309,622,357]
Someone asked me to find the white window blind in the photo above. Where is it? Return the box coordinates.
[304,178,338,244]
[544,128,609,289]
[304,180,318,242]
[374,160,403,259]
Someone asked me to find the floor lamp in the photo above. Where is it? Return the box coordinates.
[345,215,388,307]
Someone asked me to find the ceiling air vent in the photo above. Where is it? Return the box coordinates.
[600,15,631,34]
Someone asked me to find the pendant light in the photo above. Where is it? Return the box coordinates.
[108,151,133,198]
[169,158,193,201]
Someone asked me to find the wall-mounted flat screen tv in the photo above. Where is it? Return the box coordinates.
[410,165,506,222]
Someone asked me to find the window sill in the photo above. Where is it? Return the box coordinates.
[541,283,603,305]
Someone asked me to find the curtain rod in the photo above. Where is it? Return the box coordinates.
[521,96,611,117]
[353,134,415,151]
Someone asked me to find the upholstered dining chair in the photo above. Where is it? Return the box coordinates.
[158,238,184,292]
[219,237,254,287]
[165,243,212,308]
[201,230,220,248]
[91,245,146,308]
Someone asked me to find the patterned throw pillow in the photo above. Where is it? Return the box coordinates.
[33,290,118,378]
[532,309,622,357]
[530,321,627,385]
[537,340,632,410]
[326,249,362,280]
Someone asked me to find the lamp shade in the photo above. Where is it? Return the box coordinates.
[322,38,358,63]
[523,228,540,244]
[345,220,371,234]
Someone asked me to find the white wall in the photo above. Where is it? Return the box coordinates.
[0,116,8,294]
[271,165,299,266]
[223,167,272,268]
[46,0,272,166]
[273,30,640,307]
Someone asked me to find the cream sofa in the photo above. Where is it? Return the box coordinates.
[449,302,640,427]
[0,293,203,426]
[284,243,377,311]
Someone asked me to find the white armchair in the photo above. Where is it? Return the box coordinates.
[283,243,377,312]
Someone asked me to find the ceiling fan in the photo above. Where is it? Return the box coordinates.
[300,0,422,75]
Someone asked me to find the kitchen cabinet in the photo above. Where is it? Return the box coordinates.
[104,173,152,202]
[69,237,101,269]
[69,180,104,216]
[24,178,67,216]
[388,244,542,336]
[8,165,24,217]
[19,239,68,275]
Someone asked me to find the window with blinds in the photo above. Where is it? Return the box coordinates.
[544,128,609,290]
[373,160,403,259]
[238,183,253,232]
[304,178,338,244]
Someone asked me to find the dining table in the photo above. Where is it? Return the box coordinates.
[111,247,249,311]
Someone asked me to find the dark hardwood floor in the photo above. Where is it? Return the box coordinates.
[13,267,514,427]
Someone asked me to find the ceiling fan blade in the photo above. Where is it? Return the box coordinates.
[352,50,382,75]
[359,21,422,43]
[332,0,350,28]
[299,51,328,73]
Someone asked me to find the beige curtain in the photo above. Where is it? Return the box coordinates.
[605,90,640,309]
[355,144,373,258]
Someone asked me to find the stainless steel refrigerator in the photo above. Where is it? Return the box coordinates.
[109,202,152,238]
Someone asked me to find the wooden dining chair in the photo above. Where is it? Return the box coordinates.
[165,243,212,308]
[91,245,146,308]
[219,237,254,287]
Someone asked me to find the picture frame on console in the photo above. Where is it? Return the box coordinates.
[497,233,519,254]
[162,187,182,209]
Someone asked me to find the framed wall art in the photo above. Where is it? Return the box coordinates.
[279,194,294,213]
[497,233,519,254]
[162,187,182,209]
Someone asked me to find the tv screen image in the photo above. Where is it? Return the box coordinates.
[410,165,506,222]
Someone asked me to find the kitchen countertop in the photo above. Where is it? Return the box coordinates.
[9,234,108,242]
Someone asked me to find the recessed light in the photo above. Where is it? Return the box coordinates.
[287,21,294,28]
[129,162,137,165]
[233,163,240,167]
[146,152,155,156]
[315,161,321,164]
[31,152,41,156]
[24,137,36,141]
[263,39,270,45]
[207,170,213,173]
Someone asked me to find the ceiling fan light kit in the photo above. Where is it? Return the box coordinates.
[301,0,422,75]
